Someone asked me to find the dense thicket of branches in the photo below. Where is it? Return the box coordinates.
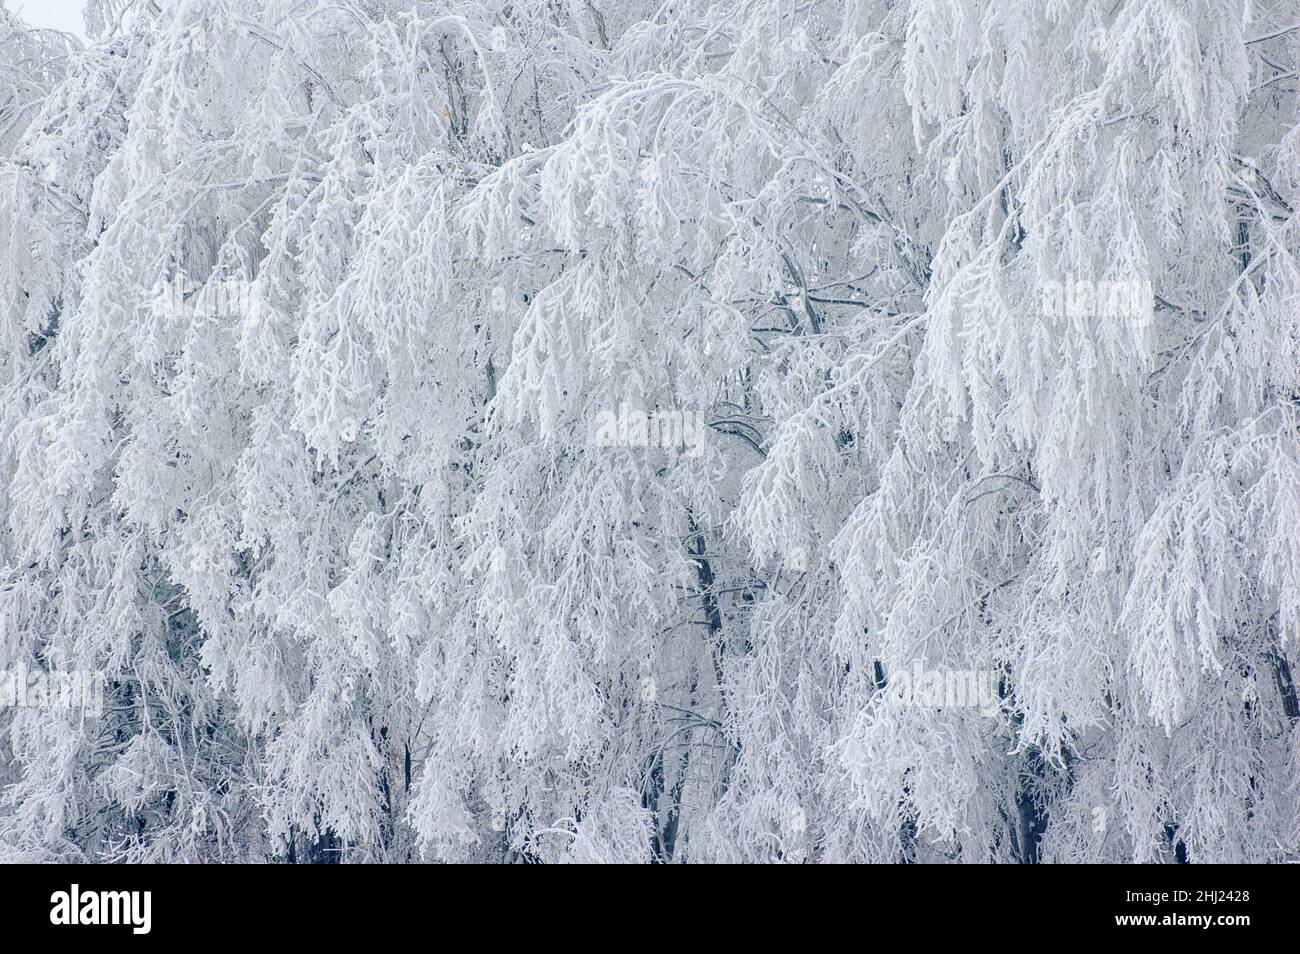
[1,0,1297,862]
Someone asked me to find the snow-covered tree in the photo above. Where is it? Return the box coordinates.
[0,0,1296,862]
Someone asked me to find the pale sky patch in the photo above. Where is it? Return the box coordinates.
[7,0,87,40]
